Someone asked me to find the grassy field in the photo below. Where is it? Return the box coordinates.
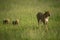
[0,0,60,40]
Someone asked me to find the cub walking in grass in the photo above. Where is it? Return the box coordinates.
[12,19,19,25]
[3,18,10,24]
[36,11,50,31]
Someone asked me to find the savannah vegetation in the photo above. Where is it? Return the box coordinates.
[0,0,60,40]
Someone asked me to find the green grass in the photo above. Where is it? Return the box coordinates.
[0,0,60,40]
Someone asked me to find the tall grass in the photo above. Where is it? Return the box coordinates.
[0,0,60,40]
